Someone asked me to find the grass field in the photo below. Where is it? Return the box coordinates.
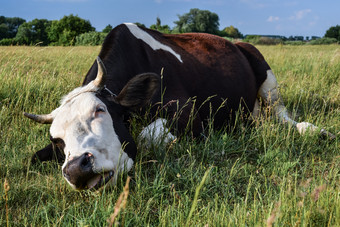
[0,45,339,226]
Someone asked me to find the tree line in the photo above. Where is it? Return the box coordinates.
[0,9,339,46]
[0,14,106,46]
[0,9,243,46]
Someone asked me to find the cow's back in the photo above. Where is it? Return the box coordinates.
[83,24,262,133]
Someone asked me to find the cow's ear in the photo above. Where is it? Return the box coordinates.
[114,73,160,109]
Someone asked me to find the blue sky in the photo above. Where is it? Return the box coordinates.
[1,0,339,37]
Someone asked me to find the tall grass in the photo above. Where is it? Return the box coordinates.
[0,45,339,226]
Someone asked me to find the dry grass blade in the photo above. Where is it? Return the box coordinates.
[266,201,281,227]
[4,178,10,227]
[107,176,131,227]
[311,185,326,202]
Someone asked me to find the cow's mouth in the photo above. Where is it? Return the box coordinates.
[86,170,114,190]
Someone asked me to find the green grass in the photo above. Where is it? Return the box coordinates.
[1,45,339,226]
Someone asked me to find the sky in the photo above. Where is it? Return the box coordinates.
[1,0,339,38]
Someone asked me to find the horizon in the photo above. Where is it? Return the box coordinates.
[1,0,339,38]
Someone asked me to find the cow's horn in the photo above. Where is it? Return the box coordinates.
[93,56,107,88]
[23,112,53,124]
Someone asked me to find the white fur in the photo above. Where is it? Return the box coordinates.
[124,23,183,63]
[296,122,318,134]
[139,118,176,146]
[258,70,279,101]
[49,86,133,189]
[258,70,297,125]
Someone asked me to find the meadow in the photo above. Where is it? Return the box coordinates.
[0,45,339,226]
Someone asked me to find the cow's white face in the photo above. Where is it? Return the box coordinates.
[49,87,133,190]
[24,57,160,190]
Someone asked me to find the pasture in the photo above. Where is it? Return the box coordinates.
[0,45,339,226]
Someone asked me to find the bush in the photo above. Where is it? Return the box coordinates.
[0,38,17,46]
[244,36,282,45]
[308,37,338,45]
[75,31,107,46]
[222,37,234,42]
[324,25,340,41]
[257,37,282,45]
[243,35,260,43]
[284,41,305,45]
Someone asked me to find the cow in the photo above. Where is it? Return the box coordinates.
[24,23,335,190]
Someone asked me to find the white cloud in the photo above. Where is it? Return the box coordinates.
[267,16,279,22]
[289,9,312,21]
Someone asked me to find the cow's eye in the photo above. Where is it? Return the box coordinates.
[96,106,106,112]
[95,106,106,117]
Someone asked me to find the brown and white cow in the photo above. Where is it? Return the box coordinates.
[24,23,334,190]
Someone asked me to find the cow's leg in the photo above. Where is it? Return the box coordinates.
[258,70,335,138]
[138,118,176,146]
[31,143,65,165]
[139,98,205,145]
[235,42,334,138]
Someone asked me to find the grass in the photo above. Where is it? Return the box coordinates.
[0,45,339,226]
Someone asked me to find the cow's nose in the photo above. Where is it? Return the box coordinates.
[63,152,96,189]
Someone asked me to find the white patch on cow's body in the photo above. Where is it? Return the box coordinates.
[139,118,176,146]
[50,89,133,189]
[124,23,183,63]
[258,70,320,135]
[258,70,297,125]
[258,70,280,101]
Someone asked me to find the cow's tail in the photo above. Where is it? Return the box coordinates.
[236,42,335,139]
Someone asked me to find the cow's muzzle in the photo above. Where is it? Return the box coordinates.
[63,153,114,190]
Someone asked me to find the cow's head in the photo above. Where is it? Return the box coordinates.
[25,57,159,190]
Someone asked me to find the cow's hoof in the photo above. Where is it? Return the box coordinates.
[296,122,318,135]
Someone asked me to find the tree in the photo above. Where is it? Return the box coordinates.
[76,31,107,46]
[174,8,219,34]
[222,25,243,38]
[0,23,9,39]
[0,16,26,39]
[15,19,51,45]
[150,17,171,34]
[324,25,340,41]
[102,24,113,33]
[48,14,95,46]
[134,22,146,28]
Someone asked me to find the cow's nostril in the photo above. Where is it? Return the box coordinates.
[80,152,93,168]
